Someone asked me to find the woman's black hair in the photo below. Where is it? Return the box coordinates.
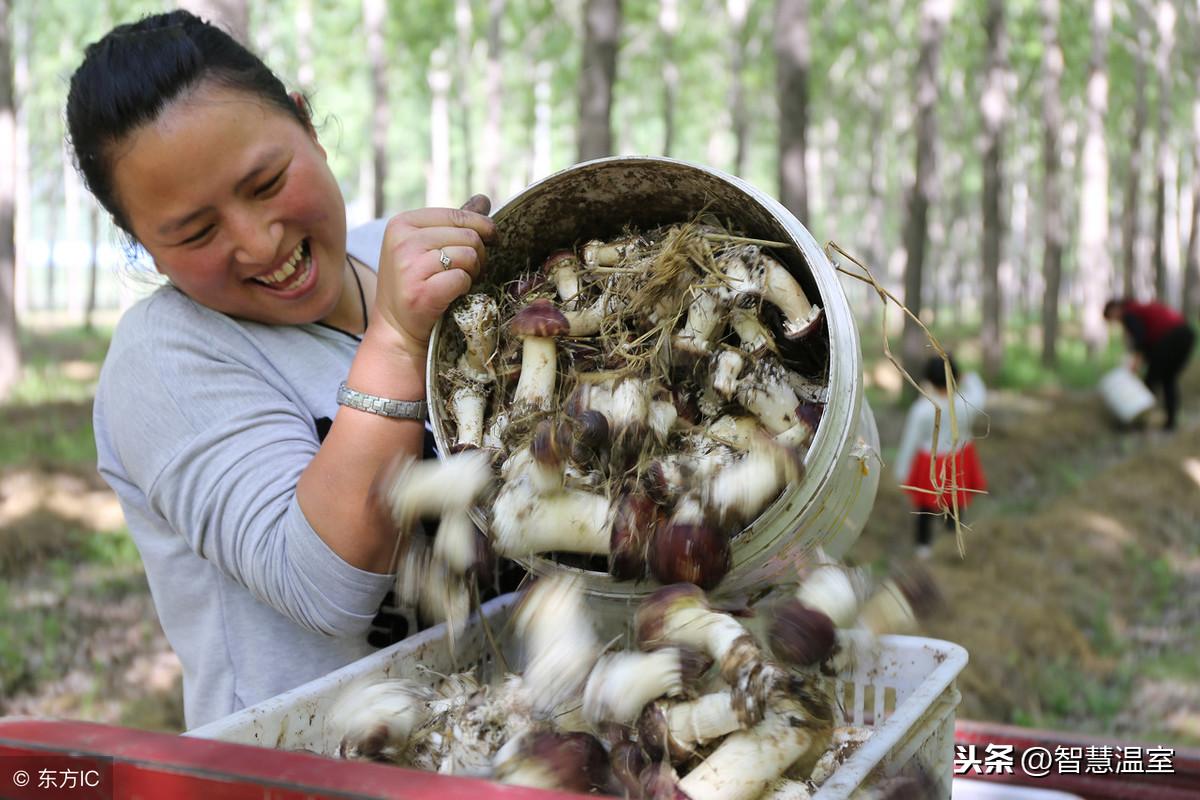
[66,10,309,234]
[922,353,959,390]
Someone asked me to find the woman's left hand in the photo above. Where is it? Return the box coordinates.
[373,194,496,359]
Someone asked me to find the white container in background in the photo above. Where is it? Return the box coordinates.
[1098,366,1156,425]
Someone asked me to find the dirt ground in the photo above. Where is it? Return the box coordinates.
[852,361,1200,745]
[0,358,1198,745]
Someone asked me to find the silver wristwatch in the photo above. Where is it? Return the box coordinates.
[336,382,427,421]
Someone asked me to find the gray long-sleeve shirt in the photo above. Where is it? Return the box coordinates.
[95,222,396,729]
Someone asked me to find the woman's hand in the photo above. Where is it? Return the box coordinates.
[373,195,496,359]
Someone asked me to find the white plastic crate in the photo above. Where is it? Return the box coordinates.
[188,592,967,799]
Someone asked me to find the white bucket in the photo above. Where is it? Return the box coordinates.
[1098,366,1156,425]
[426,156,881,600]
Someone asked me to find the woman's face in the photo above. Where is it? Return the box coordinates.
[110,83,349,327]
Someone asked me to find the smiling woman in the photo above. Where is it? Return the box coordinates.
[65,10,495,729]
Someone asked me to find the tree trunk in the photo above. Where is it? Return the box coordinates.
[774,0,810,223]
[1077,0,1112,355]
[481,0,505,201]
[727,0,750,176]
[980,0,1006,381]
[11,0,27,317]
[1040,0,1065,366]
[43,177,60,313]
[659,0,679,156]
[84,202,99,331]
[577,0,621,162]
[0,0,19,399]
[901,0,952,385]
[179,0,249,44]
[532,60,553,182]
[364,0,389,217]
[454,0,475,198]
[427,47,453,207]
[295,0,314,93]
[1151,0,1175,301]
[1120,22,1148,300]
[1185,99,1200,319]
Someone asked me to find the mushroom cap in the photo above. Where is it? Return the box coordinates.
[543,249,580,272]
[509,298,570,338]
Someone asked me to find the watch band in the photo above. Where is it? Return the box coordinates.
[336,382,427,421]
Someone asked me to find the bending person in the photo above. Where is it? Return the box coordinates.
[1104,298,1196,431]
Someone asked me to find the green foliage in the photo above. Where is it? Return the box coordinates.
[986,337,1124,392]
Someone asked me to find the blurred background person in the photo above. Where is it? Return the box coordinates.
[1104,298,1196,431]
[894,354,988,559]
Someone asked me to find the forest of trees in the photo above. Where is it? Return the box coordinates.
[2,0,1200,400]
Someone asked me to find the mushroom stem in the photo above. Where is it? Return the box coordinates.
[382,451,493,529]
[677,695,820,800]
[513,335,558,411]
[703,439,803,527]
[735,359,802,435]
[582,649,686,725]
[639,690,744,761]
[325,679,432,763]
[544,250,582,310]
[451,293,499,375]
[711,349,746,400]
[448,381,487,451]
[514,574,601,716]
[672,287,724,358]
[492,480,612,556]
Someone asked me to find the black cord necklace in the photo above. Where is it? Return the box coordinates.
[316,256,368,343]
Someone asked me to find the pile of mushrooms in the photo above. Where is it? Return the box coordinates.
[434,218,828,589]
[325,566,941,799]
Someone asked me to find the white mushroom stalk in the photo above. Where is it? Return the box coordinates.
[649,397,680,443]
[325,678,433,762]
[582,648,698,726]
[447,378,487,452]
[452,293,499,376]
[491,474,658,579]
[638,689,745,761]
[760,778,814,800]
[508,299,570,413]
[795,564,863,629]
[703,438,804,527]
[677,691,823,800]
[582,236,637,267]
[857,566,941,637]
[418,559,471,647]
[734,359,803,436]
[382,450,494,529]
[491,479,611,556]
[635,584,777,723]
[730,306,774,355]
[564,290,624,336]
[514,574,601,716]
[608,376,652,452]
[432,505,484,576]
[720,248,822,341]
[711,348,746,400]
[482,408,510,450]
[705,415,764,451]
[543,250,582,310]
[672,286,725,359]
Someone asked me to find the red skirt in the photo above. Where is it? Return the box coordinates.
[903,441,987,512]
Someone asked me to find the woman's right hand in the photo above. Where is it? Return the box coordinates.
[373,195,496,359]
